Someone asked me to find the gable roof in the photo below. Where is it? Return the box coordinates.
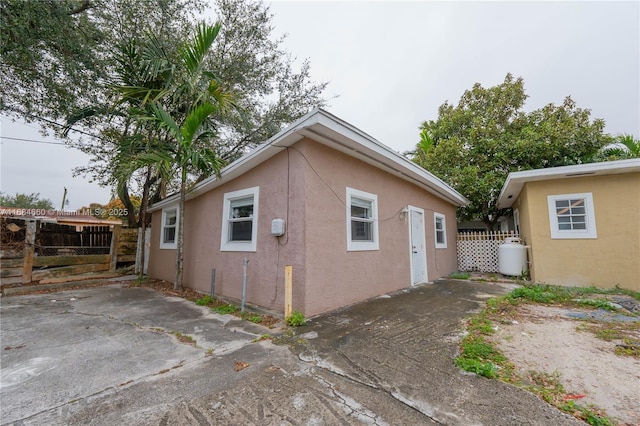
[149,108,468,212]
[497,158,640,208]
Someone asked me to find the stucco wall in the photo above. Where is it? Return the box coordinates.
[513,173,640,291]
[148,149,307,312]
[149,138,460,317]
[148,209,177,282]
[297,140,459,316]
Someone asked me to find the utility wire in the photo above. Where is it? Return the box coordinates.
[1,106,106,141]
[0,136,69,146]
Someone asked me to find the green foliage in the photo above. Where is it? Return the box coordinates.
[195,295,215,306]
[455,335,505,378]
[2,0,326,233]
[240,312,263,324]
[0,192,54,209]
[286,310,306,327]
[449,271,471,280]
[596,133,640,160]
[1,0,199,122]
[413,74,610,227]
[211,304,239,314]
[462,287,623,425]
[508,285,568,304]
[575,299,619,311]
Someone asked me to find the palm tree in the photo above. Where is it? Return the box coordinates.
[144,102,226,289]
[117,21,233,289]
[615,134,640,158]
[599,134,640,160]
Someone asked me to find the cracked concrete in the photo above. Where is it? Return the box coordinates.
[1,281,585,425]
[0,284,265,425]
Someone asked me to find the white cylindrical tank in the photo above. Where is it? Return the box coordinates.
[499,237,527,276]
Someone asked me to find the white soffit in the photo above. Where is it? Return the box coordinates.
[497,158,640,208]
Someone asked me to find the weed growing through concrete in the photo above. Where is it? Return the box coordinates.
[171,331,196,346]
[251,334,272,343]
[286,310,306,327]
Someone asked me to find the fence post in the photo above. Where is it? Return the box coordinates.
[22,219,36,284]
[109,224,122,272]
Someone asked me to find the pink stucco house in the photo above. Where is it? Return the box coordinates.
[148,109,468,317]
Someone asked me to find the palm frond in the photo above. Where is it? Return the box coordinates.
[147,103,182,141]
[181,102,216,145]
[180,21,222,76]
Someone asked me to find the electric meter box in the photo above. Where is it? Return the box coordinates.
[271,218,285,236]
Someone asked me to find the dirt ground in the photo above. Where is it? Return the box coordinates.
[491,304,640,426]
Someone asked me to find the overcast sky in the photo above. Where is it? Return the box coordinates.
[1,0,638,210]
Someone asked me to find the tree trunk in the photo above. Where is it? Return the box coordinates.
[483,217,495,231]
[174,168,187,290]
[137,166,153,277]
[118,182,137,227]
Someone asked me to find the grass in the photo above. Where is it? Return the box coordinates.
[449,271,471,280]
[615,338,640,358]
[454,283,635,425]
[506,283,639,310]
[195,295,215,306]
[201,300,280,327]
[211,304,240,315]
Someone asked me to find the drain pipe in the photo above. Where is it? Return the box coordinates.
[241,258,249,313]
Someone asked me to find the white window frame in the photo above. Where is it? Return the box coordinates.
[513,208,521,235]
[547,192,597,239]
[221,187,259,252]
[346,187,379,251]
[160,206,179,249]
[434,212,447,249]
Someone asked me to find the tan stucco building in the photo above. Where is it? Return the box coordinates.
[148,109,468,317]
[497,159,640,291]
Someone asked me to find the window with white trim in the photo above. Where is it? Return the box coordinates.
[547,193,597,239]
[221,187,259,251]
[346,187,379,251]
[434,212,447,249]
[160,207,178,249]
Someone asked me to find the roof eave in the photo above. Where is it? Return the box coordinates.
[497,159,640,209]
[149,108,469,211]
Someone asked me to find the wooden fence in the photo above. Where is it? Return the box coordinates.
[457,231,520,273]
[0,218,127,287]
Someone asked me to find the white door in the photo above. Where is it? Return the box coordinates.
[409,208,427,284]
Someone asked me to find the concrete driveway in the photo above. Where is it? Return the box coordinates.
[0,281,582,425]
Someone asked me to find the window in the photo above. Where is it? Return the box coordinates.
[160,207,178,249]
[547,193,597,239]
[513,208,521,235]
[434,212,447,249]
[346,187,379,251]
[221,187,259,251]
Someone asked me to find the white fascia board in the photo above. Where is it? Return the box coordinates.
[497,158,640,209]
[310,111,469,206]
[150,108,469,211]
